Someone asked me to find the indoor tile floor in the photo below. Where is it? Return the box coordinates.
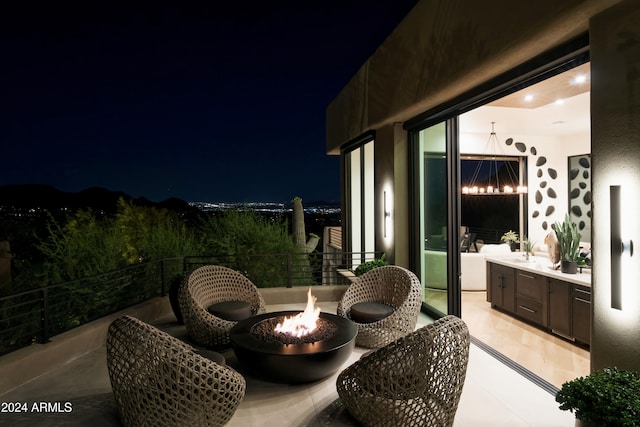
[0,300,576,426]
[461,291,590,388]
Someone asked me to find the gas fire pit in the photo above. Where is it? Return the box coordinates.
[229,290,357,383]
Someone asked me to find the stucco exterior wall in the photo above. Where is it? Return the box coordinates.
[326,0,617,154]
[374,124,396,263]
[326,0,640,372]
[590,0,640,372]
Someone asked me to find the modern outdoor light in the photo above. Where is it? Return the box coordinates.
[383,190,391,238]
[610,185,634,310]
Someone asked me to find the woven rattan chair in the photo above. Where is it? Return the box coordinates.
[337,265,422,348]
[179,265,266,348]
[336,315,470,427]
[106,315,246,427]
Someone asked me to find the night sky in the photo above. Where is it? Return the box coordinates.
[1,1,418,203]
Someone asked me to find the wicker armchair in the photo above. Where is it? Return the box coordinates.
[337,265,422,348]
[106,315,246,427]
[336,315,470,427]
[179,265,266,348]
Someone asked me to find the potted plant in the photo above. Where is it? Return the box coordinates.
[556,367,640,427]
[554,213,582,274]
[354,253,388,276]
[500,230,519,252]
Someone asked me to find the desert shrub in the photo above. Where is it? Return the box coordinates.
[37,199,201,285]
[38,210,122,284]
[198,209,312,287]
[115,198,200,263]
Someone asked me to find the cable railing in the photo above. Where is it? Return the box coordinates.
[467,227,510,245]
[0,250,381,357]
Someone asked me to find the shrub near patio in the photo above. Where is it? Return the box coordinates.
[198,209,314,287]
[556,367,640,427]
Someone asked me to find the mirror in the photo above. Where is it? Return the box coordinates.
[568,154,591,242]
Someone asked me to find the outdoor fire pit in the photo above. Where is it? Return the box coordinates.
[229,289,357,383]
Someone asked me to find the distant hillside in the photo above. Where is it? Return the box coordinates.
[0,184,199,216]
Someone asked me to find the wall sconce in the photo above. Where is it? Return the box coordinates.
[383,190,391,238]
[610,185,634,310]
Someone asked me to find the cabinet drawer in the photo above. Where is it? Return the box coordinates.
[573,285,591,302]
[516,271,545,302]
[515,296,544,325]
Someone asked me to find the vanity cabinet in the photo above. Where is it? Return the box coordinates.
[572,285,591,345]
[487,260,591,346]
[489,263,515,312]
[515,270,547,327]
[548,279,571,338]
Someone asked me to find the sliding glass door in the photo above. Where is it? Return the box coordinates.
[411,120,461,317]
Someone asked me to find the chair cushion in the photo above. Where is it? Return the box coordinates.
[350,302,395,323]
[207,300,252,321]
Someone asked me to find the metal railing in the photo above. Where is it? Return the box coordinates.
[0,250,381,357]
[467,227,509,245]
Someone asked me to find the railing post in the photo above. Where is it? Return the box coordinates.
[287,253,292,288]
[40,288,50,344]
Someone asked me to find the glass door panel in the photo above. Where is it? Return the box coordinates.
[418,122,448,315]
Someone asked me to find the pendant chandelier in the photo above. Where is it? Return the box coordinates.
[461,122,528,196]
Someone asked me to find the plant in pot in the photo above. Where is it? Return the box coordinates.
[354,254,388,276]
[554,213,582,274]
[500,230,519,252]
[555,367,640,427]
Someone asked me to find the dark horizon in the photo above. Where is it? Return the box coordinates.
[1,2,419,203]
[0,182,344,209]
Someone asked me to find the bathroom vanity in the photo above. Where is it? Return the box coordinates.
[486,256,591,346]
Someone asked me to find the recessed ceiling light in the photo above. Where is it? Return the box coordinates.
[555,99,565,105]
[573,74,587,84]
[524,94,534,102]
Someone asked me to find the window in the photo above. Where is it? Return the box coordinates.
[460,156,524,244]
[346,140,375,267]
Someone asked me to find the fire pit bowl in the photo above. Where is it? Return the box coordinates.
[229,310,357,383]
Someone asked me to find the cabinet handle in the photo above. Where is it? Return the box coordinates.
[575,297,591,304]
[518,273,535,279]
[519,305,536,313]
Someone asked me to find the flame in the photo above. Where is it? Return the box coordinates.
[274,288,320,338]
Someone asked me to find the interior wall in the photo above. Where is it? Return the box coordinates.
[459,128,590,246]
[590,0,640,372]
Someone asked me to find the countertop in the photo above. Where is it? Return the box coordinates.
[485,255,591,287]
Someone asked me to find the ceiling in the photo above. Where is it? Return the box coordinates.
[460,62,591,137]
